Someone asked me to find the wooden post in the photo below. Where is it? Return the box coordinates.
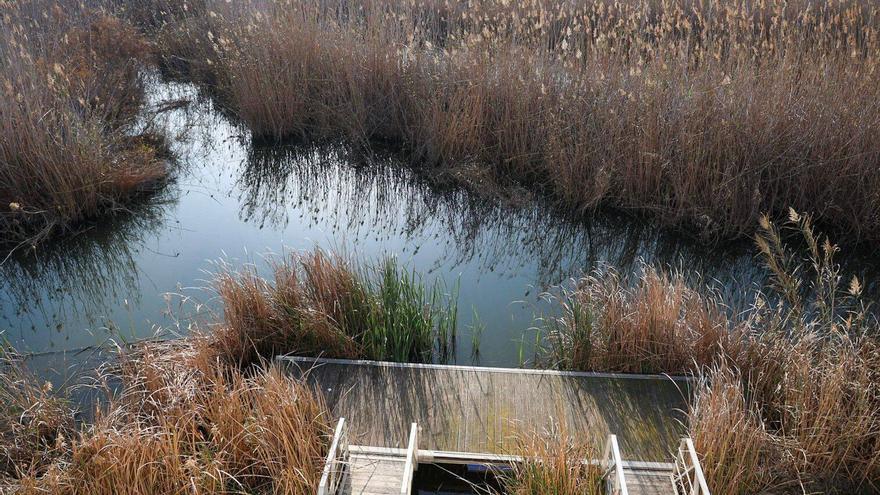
[318,418,347,495]
[401,422,419,495]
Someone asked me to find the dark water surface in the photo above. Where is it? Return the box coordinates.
[2,80,874,382]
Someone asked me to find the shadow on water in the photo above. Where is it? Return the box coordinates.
[2,79,879,378]
[0,194,174,349]
[238,142,768,302]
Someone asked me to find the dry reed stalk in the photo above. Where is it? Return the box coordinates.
[544,211,880,492]
[138,0,880,242]
[502,424,603,495]
[7,341,332,495]
[543,265,745,374]
[205,249,457,367]
[0,347,73,487]
[0,1,168,249]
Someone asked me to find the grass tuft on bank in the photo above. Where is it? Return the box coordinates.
[542,211,880,493]
[206,249,458,367]
[0,1,169,250]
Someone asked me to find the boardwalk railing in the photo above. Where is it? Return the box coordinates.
[400,423,419,495]
[602,434,629,495]
[673,437,710,495]
[318,418,350,495]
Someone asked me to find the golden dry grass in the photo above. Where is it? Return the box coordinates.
[138,0,880,242]
[2,342,332,495]
[0,347,72,485]
[502,425,604,495]
[204,249,458,367]
[542,265,746,374]
[543,212,880,493]
[0,1,168,249]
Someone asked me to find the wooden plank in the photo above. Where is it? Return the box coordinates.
[624,469,677,495]
[343,445,677,495]
[281,356,688,462]
[343,453,408,495]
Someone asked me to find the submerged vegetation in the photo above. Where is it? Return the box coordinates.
[0,1,169,251]
[135,0,880,241]
[543,211,880,493]
[205,249,458,366]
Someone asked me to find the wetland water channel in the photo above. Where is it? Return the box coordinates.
[2,80,877,384]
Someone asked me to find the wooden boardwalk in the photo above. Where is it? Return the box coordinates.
[625,467,677,495]
[280,356,690,462]
[342,451,408,495]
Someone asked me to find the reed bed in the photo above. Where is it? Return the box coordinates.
[206,249,458,367]
[136,0,880,242]
[0,1,168,250]
[0,347,73,485]
[1,341,332,495]
[541,265,747,374]
[543,211,880,493]
[500,426,604,495]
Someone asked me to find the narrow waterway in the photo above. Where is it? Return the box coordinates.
[3,79,875,384]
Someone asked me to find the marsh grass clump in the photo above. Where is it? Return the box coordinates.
[543,210,880,493]
[2,341,332,495]
[541,265,744,374]
[136,0,880,242]
[0,346,73,486]
[500,426,603,495]
[209,249,458,367]
[686,363,777,495]
[0,1,168,249]
[689,335,880,494]
[62,348,330,495]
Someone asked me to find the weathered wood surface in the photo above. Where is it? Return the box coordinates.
[280,357,689,462]
[341,451,676,495]
[342,452,407,495]
[624,468,677,495]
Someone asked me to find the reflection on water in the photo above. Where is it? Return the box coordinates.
[239,142,764,299]
[2,79,875,376]
[0,195,172,348]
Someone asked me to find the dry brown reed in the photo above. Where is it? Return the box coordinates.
[502,425,603,495]
[544,211,880,492]
[542,265,746,374]
[3,341,332,495]
[0,347,72,487]
[137,0,880,242]
[205,249,458,367]
[208,250,364,365]
[0,1,168,249]
[686,364,777,495]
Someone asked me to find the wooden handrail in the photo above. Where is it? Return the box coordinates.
[673,437,710,495]
[400,423,419,495]
[602,434,629,495]
[318,418,349,495]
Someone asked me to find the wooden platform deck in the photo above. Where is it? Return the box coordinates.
[279,356,690,462]
[342,451,408,495]
[339,450,678,495]
[625,467,677,495]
